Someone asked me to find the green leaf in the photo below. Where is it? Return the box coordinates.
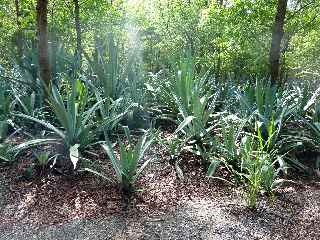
[175,161,184,180]
[174,116,194,134]
[69,144,80,170]
[80,168,114,183]
[207,158,222,177]
[102,140,122,180]
[14,113,65,140]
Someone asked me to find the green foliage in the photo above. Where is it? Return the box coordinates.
[13,91,37,116]
[34,151,50,168]
[0,83,12,142]
[240,134,284,208]
[170,56,217,163]
[0,139,58,164]
[18,80,99,148]
[15,80,101,169]
[208,114,286,208]
[305,121,320,148]
[207,114,245,176]
[103,127,155,194]
[237,80,293,152]
[0,143,13,163]
[158,134,185,164]
[157,133,187,179]
[33,151,59,174]
[88,81,135,138]
[275,83,320,172]
[1,0,320,211]
[85,34,122,100]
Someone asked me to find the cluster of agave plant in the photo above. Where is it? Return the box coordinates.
[0,36,154,196]
[1,41,320,208]
[149,56,320,208]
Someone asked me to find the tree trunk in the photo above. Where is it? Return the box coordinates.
[269,0,287,85]
[36,0,51,92]
[15,0,23,63]
[50,30,58,85]
[74,0,82,66]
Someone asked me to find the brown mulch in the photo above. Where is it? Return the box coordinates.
[0,140,319,239]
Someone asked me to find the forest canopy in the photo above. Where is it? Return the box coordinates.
[0,0,319,81]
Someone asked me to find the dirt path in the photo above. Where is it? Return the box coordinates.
[0,175,319,240]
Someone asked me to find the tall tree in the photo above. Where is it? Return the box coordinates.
[36,0,51,91]
[270,0,288,85]
[74,0,82,65]
[14,0,23,63]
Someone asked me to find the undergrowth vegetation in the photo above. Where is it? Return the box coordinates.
[1,0,320,209]
[1,51,320,207]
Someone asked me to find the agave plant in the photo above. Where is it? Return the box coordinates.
[87,81,135,139]
[237,80,294,152]
[171,56,218,163]
[0,139,58,164]
[34,151,50,168]
[0,143,12,163]
[291,81,320,116]
[103,127,155,194]
[157,133,187,179]
[16,80,101,169]
[207,114,247,176]
[274,83,320,172]
[32,151,60,174]
[85,33,146,133]
[13,91,37,116]
[18,42,39,84]
[0,83,12,142]
[158,133,186,164]
[207,116,285,208]
[240,133,285,208]
[286,118,320,173]
[85,33,122,100]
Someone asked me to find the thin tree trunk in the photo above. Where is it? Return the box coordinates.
[74,0,82,66]
[215,0,223,79]
[269,0,287,85]
[36,0,51,92]
[50,30,57,85]
[15,0,23,63]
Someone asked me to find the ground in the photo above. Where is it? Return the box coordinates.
[0,142,319,240]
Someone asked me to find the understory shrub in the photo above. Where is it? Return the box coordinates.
[103,127,155,195]
[16,80,101,169]
[0,83,12,142]
[84,127,155,197]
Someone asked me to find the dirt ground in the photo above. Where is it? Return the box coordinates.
[0,143,319,240]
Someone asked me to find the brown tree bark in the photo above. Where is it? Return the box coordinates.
[269,0,288,85]
[15,0,23,63]
[74,0,82,65]
[36,0,51,91]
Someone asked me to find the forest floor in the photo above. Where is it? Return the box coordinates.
[0,141,320,240]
